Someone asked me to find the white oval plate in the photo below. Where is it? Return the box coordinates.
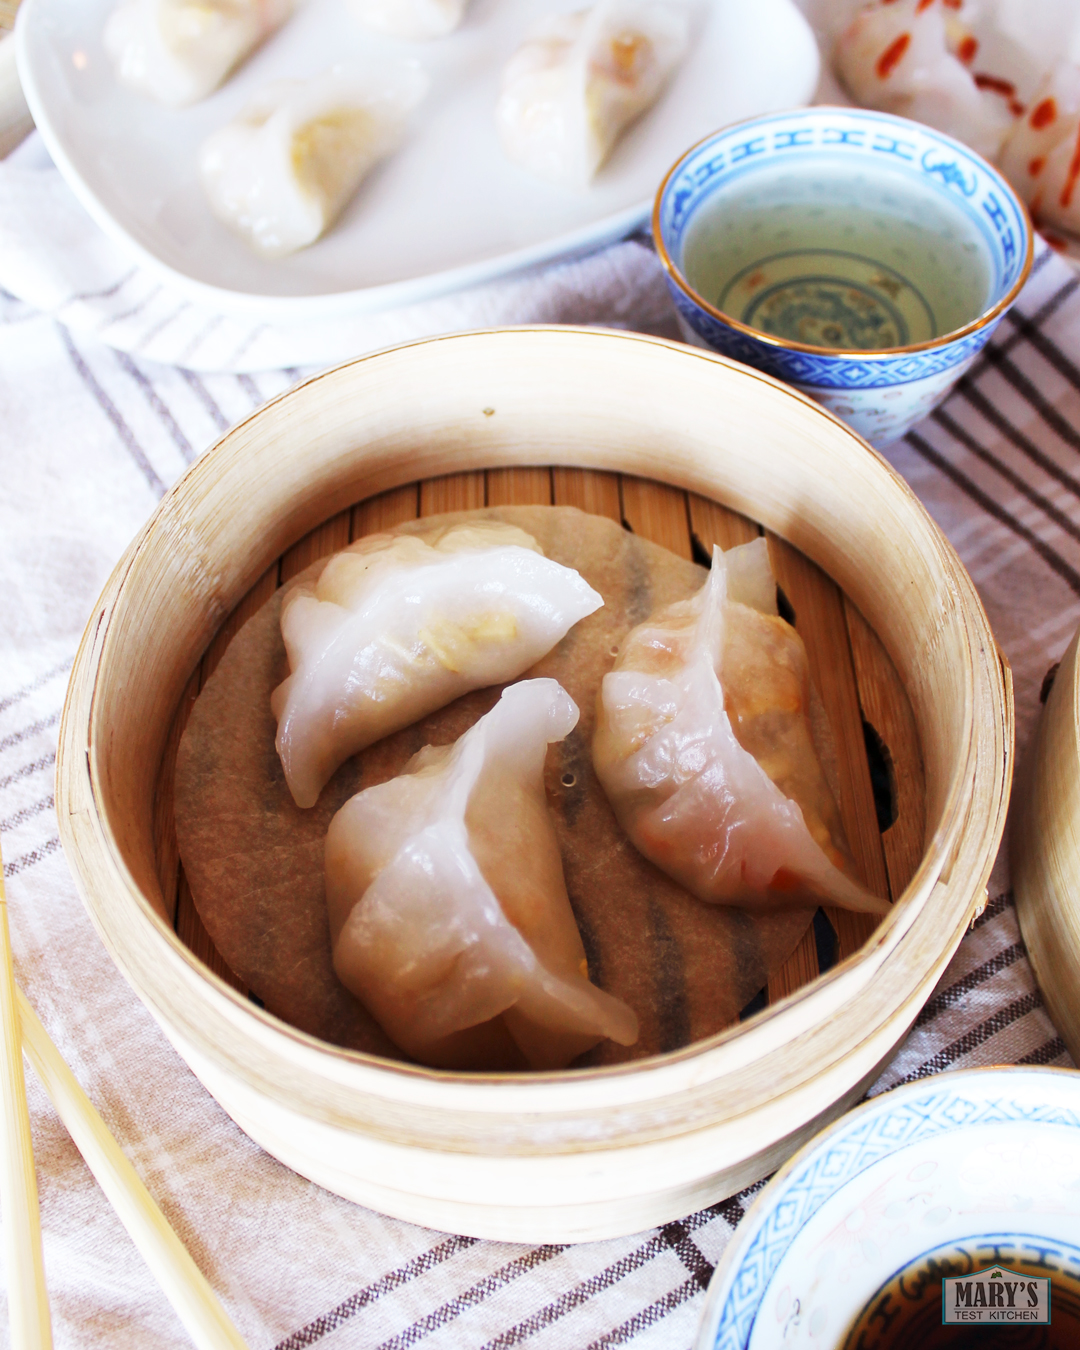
[695,1067,1080,1350]
[14,0,819,321]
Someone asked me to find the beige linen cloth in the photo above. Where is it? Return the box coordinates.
[0,137,1076,1349]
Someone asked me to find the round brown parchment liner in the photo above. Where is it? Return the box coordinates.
[174,505,821,1068]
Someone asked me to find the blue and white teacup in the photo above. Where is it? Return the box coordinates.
[654,108,1033,447]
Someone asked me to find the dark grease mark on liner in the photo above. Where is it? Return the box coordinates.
[647,898,691,1052]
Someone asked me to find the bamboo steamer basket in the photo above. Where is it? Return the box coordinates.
[57,328,1012,1243]
[1014,624,1080,1062]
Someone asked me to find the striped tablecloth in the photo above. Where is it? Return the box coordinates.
[0,227,1076,1347]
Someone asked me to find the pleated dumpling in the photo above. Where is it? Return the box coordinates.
[833,0,1016,162]
[272,520,603,807]
[593,538,889,916]
[998,63,1080,234]
[198,64,428,258]
[325,679,640,1070]
[104,0,294,106]
[348,0,469,40]
[495,0,690,188]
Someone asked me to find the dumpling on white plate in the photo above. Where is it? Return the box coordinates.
[197,63,428,258]
[347,0,468,41]
[998,62,1080,234]
[103,0,294,106]
[272,520,603,807]
[326,679,640,1070]
[592,537,889,916]
[834,0,1017,161]
[495,0,690,189]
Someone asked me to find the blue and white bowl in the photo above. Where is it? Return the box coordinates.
[654,108,1033,447]
[695,1067,1080,1350]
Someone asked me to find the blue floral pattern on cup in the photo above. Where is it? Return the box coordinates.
[654,109,1032,447]
[695,1068,1080,1350]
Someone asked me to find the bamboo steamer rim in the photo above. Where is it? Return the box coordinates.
[1013,621,1080,1064]
[57,326,1012,1117]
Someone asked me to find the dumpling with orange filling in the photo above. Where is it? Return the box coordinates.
[495,0,689,188]
[997,63,1080,234]
[593,537,889,915]
[834,0,1016,162]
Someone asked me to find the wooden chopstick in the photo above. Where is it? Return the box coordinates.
[0,837,53,1350]
[1,830,246,1348]
[17,988,250,1350]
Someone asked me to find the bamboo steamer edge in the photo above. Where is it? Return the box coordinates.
[1014,624,1080,1063]
[56,328,1012,1242]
